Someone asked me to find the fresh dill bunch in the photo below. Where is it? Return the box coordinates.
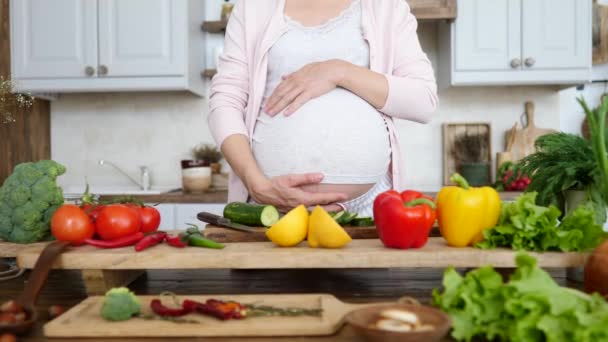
[513,132,598,209]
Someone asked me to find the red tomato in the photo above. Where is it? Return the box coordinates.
[140,206,161,233]
[95,205,142,241]
[51,205,95,245]
[81,204,105,222]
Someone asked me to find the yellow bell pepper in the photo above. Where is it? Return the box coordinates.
[437,173,501,247]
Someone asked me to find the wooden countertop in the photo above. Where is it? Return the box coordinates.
[17,238,587,270]
[97,190,522,204]
[98,189,228,204]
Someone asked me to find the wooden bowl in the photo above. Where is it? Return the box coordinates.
[345,303,451,342]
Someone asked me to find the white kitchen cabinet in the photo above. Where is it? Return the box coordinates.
[439,0,592,86]
[98,0,186,77]
[10,0,205,95]
[453,0,521,72]
[10,0,98,79]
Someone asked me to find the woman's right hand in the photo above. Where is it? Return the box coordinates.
[248,173,348,212]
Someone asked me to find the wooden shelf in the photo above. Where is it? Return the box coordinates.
[409,0,457,21]
[200,0,456,33]
[201,20,227,33]
[202,69,217,78]
[17,238,588,270]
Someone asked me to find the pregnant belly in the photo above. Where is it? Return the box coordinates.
[252,88,391,199]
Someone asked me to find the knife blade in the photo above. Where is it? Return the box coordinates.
[197,212,258,233]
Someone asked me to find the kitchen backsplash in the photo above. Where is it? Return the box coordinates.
[51,22,569,192]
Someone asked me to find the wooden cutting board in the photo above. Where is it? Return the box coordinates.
[203,224,378,242]
[507,101,557,161]
[44,294,381,338]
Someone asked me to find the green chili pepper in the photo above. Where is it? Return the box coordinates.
[188,233,225,249]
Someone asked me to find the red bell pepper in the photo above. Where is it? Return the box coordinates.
[373,190,436,249]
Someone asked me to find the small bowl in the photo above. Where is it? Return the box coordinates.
[345,303,451,342]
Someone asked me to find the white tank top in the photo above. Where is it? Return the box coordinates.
[252,0,391,184]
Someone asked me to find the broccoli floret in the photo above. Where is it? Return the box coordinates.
[10,227,45,244]
[14,163,44,187]
[100,288,140,322]
[34,160,66,179]
[0,160,66,243]
[11,202,42,228]
[8,184,31,208]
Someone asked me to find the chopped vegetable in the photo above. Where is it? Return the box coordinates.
[134,232,167,252]
[223,202,279,227]
[165,234,187,248]
[0,160,66,243]
[85,232,144,249]
[350,217,374,227]
[373,190,436,249]
[437,173,501,247]
[433,254,608,342]
[477,192,607,252]
[100,287,140,322]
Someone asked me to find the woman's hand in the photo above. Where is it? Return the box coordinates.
[248,173,348,212]
[265,60,346,116]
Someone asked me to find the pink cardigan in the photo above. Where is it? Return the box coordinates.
[209,0,438,202]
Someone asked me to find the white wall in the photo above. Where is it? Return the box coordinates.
[51,17,563,192]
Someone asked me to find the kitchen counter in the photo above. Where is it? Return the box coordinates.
[98,190,521,205]
[98,189,228,204]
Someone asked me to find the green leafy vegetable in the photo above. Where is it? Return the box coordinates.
[433,254,608,342]
[512,133,599,211]
[0,160,66,243]
[100,287,140,322]
[477,192,606,252]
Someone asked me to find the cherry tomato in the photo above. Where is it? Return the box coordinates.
[51,205,95,245]
[140,206,161,233]
[95,205,142,241]
[81,203,105,222]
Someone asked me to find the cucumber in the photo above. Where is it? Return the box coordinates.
[350,217,375,227]
[223,202,280,227]
[332,211,346,223]
[340,212,358,225]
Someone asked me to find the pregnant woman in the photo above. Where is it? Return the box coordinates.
[209,0,437,216]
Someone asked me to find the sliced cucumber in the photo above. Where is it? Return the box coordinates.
[332,211,346,223]
[340,212,358,225]
[223,202,280,227]
[350,217,375,227]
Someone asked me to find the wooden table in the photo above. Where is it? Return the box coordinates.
[0,266,581,341]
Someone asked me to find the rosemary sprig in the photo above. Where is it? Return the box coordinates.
[244,304,323,317]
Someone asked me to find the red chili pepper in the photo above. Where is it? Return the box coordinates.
[196,299,246,320]
[373,190,436,249]
[84,232,145,249]
[134,232,167,252]
[165,235,187,248]
[150,299,194,317]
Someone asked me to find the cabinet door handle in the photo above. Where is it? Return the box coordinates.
[510,58,521,69]
[98,65,109,76]
[525,57,536,67]
[84,66,96,76]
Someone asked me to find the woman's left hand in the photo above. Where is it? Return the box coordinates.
[265,59,345,116]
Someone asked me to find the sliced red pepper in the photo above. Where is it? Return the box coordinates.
[196,299,246,320]
[84,232,144,249]
[165,235,187,248]
[150,299,194,317]
[373,190,436,249]
[134,232,167,252]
